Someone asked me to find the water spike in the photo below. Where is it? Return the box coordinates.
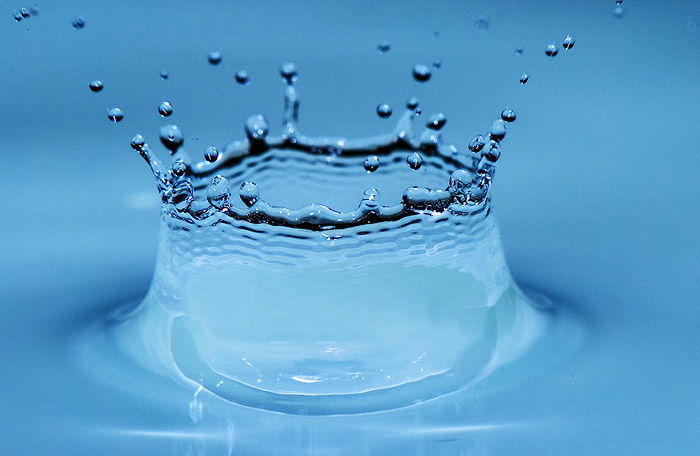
[245,115,270,144]
[135,143,169,192]
[283,84,299,138]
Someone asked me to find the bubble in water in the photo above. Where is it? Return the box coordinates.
[562,34,575,50]
[171,180,194,212]
[130,134,145,150]
[158,101,173,117]
[280,62,298,85]
[72,17,85,29]
[406,152,423,170]
[520,72,529,85]
[427,112,447,130]
[406,97,420,110]
[363,155,379,173]
[204,145,219,163]
[235,70,249,85]
[412,64,432,82]
[468,135,485,153]
[239,181,259,207]
[475,15,489,31]
[207,175,230,209]
[160,70,169,80]
[89,80,103,92]
[160,124,184,153]
[171,159,187,177]
[377,41,390,53]
[208,51,222,65]
[501,108,517,122]
[244,115,269,142]
[107,108,123,123]
[545,43,559,57]
[489,119,507,142]
[515,47,524,55]
[613,6,624,19]
[376,104,392,119]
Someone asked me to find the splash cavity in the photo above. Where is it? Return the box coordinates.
[116,63,547,415]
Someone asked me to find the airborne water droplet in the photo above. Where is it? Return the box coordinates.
[376,104,392,119]
[158,101,173,118]
[475,15,489,31]
[280,62,298,85]
[563,34,576,50]
[489,119,507,142]
[130,134,145,150]
[363,156,379,173]
[160,70,169,80]
[545,43,559,57]
[406,152,423,170]
[613,6,624,19]
[412,64,432,82]
[208,51,222,65]
[20,8,31,18]
[89,80,103,92]
[432,60,442,69]
[204,145,219,163]
[160,124,184,153]
[72,17,85,29]
[468,135,485,153]
[427,112,447,130]
[406,97,420,110]
[107,108,124,123]
[520,72,529,85]
[377,41,390,53]
[235,70,249,85]
[515,47,524,55]
[501,108,517,122]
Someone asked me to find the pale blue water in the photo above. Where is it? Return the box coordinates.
[2,1,700,454]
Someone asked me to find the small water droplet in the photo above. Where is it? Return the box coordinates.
[377,41,390,53]
[432,60,442,69]
[376,104,392,118]
[475,15,489,31]
[501,108,517,122]
[13,11,23,22]
[280,62,297,85]
[616,0,623,5]
[563,34,575,50]
[406,97,420,110]
[489,119,507,142]
[158,101,173,118]
[520,72,529,85]
[160,124,184,153]
[545,43,559,57]
[204,145,219,163]
[207,175,230,209]
[208,51,222,65]
[427,112,447,130]
[171,159,187,177]
[239,181,259,207]
[613,6,624,19]
[412,64,432,82]
[160,70,169,80]
[363,156,379,173]
[20,8,31,18]
[406,152,423,170]
[72,16,85,29]
[515,47,524,55]
[235,70,249,85]
[130,134,145,150]
[468,135,486,153]
[89,80,103,92]
[107,108,123,123]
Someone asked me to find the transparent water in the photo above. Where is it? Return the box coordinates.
[2,1,700,454]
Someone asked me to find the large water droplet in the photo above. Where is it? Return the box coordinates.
[280,62,298,85]
[482,141,501,162]
[239,181,259,207]
[501,108,517,122]
[468,135,485,153]
[406,152,423,170]
[363,156,379,173]
[107,108,123,123]
[207,175,231,209]
[208,51,222,65]
[130,134,145,151]
[563,34,576,50]
[489,119,507,142]
[158,101,173,118]
[376,104,392,118]
[412,64,432,82]
[406,97,420,110]
[204,145,219,163]
[235,70,249,85]
[89,80,103,92]
[72,17,85,29]
[244,115,269,142]
[160,124,184,153]
[545,43,559,57]
[377,41,390,53]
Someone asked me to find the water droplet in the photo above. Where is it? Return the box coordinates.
[432,60,442,69]
[158,101,173,118]
[207,175,231,209]
[377,41,390,53]
[160,70,169,80]
[475,15,489,31]
[489,119,507,142]
[412,64,432,82]
[130,134,145,150]
[13,11,23,22]
[170,180,194,212]
[171,159,187,177]
[72,17,85,29]
[160,124,184,153]
[563,34,575,50]
[204,145,219,163]
[613,6,624,19]
[235,70,249,85]
[449,169,474,204]
[208,51,222,65]
[515,47,524,55]
[545,43,559,57]
[427,112,447,130]
[376,104,392,118]
[501,108,517,122]
[89,80,103,92]
[520,72,529,85]
[406,152,423,170]
[20,8,31,18]
[468,135,485,153]
[107,108,123,123]
[239,181,259,207]
[363,156,379,173]
[482,141,501,162]
[616,0,623,4]
[280,62,298,85]
[406,97,420,110]
[244,115,269,142]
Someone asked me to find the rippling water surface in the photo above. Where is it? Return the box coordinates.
[1,1,699,454]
